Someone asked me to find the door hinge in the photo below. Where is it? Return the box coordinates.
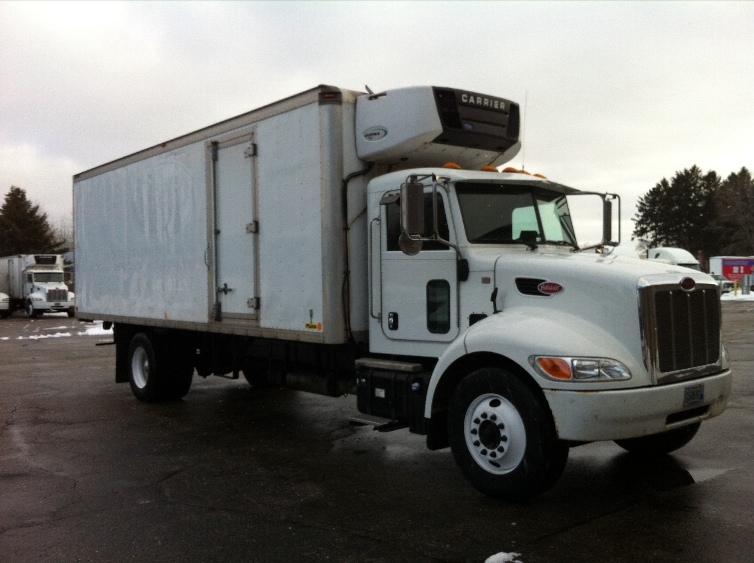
[246,221,259,233]
[247,297,260,309]
[244,144,257,158]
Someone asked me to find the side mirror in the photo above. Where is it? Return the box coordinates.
[602,197,612,243]
[400,182,424,237]
[399,182,424,255]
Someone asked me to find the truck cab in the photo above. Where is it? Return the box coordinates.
[361,166,730,499]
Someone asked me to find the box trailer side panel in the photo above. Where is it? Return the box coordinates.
[0,258,10,295]
[255,102,339,339]
[75,142,210,323]
[74,88,363,344]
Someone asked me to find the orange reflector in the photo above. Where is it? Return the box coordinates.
[443,162,462,169]
[536,357,572,380]
[481,165,498,172]
[502,166,531,175]
[533,173,547,179]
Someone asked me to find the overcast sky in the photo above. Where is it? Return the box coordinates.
[1,1,752,245]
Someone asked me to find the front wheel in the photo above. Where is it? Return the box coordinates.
[27,301,40,318]
[614,422,701,456]
[448,367,567,501]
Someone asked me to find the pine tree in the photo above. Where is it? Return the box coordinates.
[632,166,720,257]
[0,186,66,256]
[713,167,754,255]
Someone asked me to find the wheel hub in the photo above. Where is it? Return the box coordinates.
[464,393,526,475]
[477,418,504,450]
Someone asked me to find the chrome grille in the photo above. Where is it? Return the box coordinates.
[46,289,68,302]
[639,278,722,385]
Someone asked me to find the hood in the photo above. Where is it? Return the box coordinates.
[466,248,715,363]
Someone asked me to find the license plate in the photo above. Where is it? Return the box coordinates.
[683,383,705,408]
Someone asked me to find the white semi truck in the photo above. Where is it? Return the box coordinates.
[73,85,732,500]
[0,254,75,318]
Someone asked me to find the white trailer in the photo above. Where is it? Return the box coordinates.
[74,85,732,500]
[647,247,700,270]
[0,254,75,317]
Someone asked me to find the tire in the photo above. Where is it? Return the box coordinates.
[127,332,194,402]
[27,301,40,318]
[614,422,701,456]
[448,367,567,501]
[241,357,271,389]
[0,310,9,319]
[67,307,75,318]
[162,336,194,401]
[128,333,162,402]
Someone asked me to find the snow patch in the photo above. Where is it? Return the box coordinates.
[486,552,523,563]
[77,322,113,336]
[19,332,72,340]
[1,321,113,341]
[721,292,754,301]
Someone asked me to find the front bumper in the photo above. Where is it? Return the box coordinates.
[544,369,732,441]
[36,302,74,312]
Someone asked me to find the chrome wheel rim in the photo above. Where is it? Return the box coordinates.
[131,347,149,389]
[464,393,526,474]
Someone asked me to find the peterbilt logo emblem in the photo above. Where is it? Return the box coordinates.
[538,282,563,295]
[363,126,388,141]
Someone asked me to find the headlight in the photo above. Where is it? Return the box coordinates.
[531,356,631,382]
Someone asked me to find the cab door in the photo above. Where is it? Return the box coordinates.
[379,189,459,342]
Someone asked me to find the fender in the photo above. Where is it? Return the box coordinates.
[27,290,46,303]
[424,305,646,419]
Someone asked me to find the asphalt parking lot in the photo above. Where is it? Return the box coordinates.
[1,302,753,563]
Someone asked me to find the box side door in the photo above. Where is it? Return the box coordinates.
[208,133,260,320]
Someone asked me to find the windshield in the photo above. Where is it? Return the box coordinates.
[455,182,578,246]
[32,272,64,283]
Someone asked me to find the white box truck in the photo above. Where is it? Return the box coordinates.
[0,254,75,318]
[74,85,732,500]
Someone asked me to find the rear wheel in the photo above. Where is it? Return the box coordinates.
[162,335,194,400]
[448,367,567,501]
[128,333,161,402]
[127,332,194,402]
[614,422,701,456]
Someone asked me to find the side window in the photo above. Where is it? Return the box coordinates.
[386,192,451,251]
[427,279,450,333]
